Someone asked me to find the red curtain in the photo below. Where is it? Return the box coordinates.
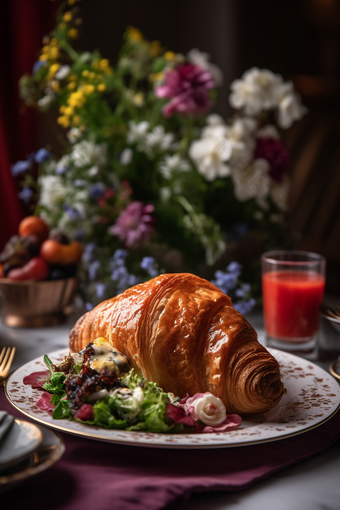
[0,0,58,250]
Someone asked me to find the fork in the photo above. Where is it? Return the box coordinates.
[327,307,340,320]
[0,347,16,385]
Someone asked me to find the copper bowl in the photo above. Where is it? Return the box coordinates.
[0,278,78,328]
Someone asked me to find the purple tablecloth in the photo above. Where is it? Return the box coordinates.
[1,386,340,510]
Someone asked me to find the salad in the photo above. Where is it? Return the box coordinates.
[41,338,242,434]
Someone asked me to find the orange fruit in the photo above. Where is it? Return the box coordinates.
[19,216,49,242]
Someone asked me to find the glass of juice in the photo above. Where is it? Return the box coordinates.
[261,251,326,358]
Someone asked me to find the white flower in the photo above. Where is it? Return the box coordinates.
[229,67,283,115]
[187,48,223,87]
[189,115,230,181]
[144,125,174,156]
[275,82,307,128]
[231,158,270,209]
[127,122,175,157]
[55,65,70,80]
[192,393,227,426]
[88,165,99,176]
[270,177,289,211]
[127,121,149,144]
[67,127,82,144]
[120,148,133,166]
[160,187,171,201]
[37,95,54,108]
[158,154,190,178]
[71,140,107,168]
[257,124,279,139]
[38,175,69,212]
[226,117,257,165]
[56,155,71,174]
[190,115,256,181]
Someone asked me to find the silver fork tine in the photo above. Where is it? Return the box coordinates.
[0,348,10,371]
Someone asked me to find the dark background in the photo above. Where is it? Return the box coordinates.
[2,0,340,292]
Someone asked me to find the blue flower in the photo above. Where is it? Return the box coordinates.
[90,183,105,199]
[11,160,31,176]
[62,204,81,220]
[89,260,100,280]
[234,298,256,315]
[32,60,46,74]
[111,249,140,294]
[85,302,94,311]
[74,230,85,241]
[73,179,87,187]
[141,256,158,277]
[235,282,251,298]
[35,149,51,164]
[18,187,33,203]
[227,262,242,277]
[83,243,96,262]
[95,283,107,299]
[56,163,70,175]
[211,270,238,294]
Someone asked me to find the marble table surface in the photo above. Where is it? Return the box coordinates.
[0,308,339,510]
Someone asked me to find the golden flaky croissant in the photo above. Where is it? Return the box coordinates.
[69,273,285,414]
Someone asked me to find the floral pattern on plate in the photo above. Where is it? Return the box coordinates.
[5,348,340,449]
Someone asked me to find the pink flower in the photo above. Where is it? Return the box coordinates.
[108,201,155,248]
[166,392,242,433]
[254,137,290,184]
[155,64,215,117]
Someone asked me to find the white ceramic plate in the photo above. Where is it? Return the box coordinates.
[5,348,340,449]
[0,425,65,492]
[0,419,43,471]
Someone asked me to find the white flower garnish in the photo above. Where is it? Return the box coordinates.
[192,393,227,426]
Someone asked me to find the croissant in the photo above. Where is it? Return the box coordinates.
[69,273,285,414]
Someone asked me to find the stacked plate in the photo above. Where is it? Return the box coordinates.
[0,411,65,492]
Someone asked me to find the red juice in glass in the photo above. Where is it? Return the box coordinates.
[261,251,326,356]
[262,271,325,340]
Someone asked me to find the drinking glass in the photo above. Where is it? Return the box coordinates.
[261,250,326,358]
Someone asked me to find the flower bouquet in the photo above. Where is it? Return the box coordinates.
[14,0,306,310]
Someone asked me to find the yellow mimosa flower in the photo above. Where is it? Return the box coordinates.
[127,26,143,42]
[133,92,144,106]
[68,28,79,40]
[97,83,106,92]
[88,72,96,80]
[68,74,78,81]
[59,105,66,113]
[67,82,76,90]
[150,40,161,57]
[63,11,73,23]
[67,91,84,108]
[50,80,60,92]
[39,54,48,62]
[57,115,70,128]
[99,59,109,69]
[64,106,74,116]
[50,38,58,46]
[149,71,164,83]
[164,51,175,61]
[80,84,95,95]
[73,115,80,125]
[47,63,60,80]
[82,70,89,77]
[49,47,60,59]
